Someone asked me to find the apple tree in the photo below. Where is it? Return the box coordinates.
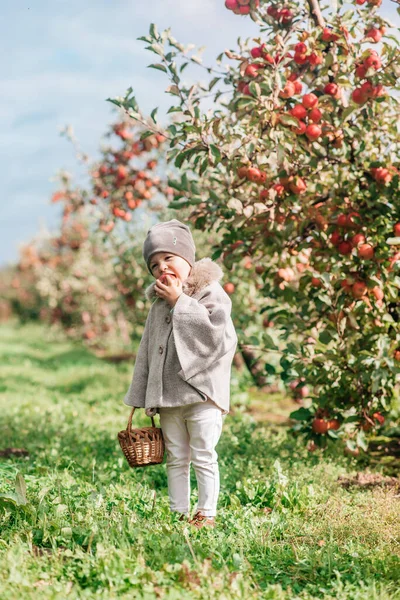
[110,0,400,450]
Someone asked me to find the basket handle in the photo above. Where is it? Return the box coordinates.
[127,406,156,431]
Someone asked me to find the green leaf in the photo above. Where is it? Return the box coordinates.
[290,407,312,421]
[319,330,333,345]
[279,114,299,127]
[0,493,18,506]
[166,85,180,96]
[341,106,357,121]
[181,173,189,191]
[15,474,27,505]
[200,157,209,176]
[106,97,122,108]
[140,130,154,140]
[148,63,167,73]
[149,23,159,40]
[145,44,164,57]
[209,144,222,166]
[249,82,261,98]
[169,200,188,209]
[356,430,368,452]
[317,294,332,306]
[209,77,220,91]
[167,179,182,191]
[150,108,158,123]
[263,334,279,351]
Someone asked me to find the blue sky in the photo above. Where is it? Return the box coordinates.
[0,0,397,267]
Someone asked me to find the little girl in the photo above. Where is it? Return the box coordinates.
[124,219,238,528]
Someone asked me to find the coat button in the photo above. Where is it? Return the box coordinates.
[165,315,171,324]
[159,346,163,354]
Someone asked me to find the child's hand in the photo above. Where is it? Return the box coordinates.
[155,274,183,308]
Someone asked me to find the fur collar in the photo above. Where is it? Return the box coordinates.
[145,258,223,301]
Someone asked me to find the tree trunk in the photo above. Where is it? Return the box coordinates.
[240,345,268,387]
[306,0,325,28]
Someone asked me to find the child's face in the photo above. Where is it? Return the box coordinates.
[149,252,192,283]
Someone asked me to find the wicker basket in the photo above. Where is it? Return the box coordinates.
[118,407,165,468]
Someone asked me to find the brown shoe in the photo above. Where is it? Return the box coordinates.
[188,512,215,529]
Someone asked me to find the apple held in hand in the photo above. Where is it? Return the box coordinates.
[158,273,177,285]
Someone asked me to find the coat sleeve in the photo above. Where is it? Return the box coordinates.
[123,312,151,407]
[172,283,237,382]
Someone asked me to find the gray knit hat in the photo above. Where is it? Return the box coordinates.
[143,219,196,273]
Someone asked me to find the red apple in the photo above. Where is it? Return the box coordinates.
[250,46,262,59]
[272,183,286,197]
[352,281,367,299]
[352,88,367,105]
[337,241,352,255]
[321,28,339,42]
[267,5,278,17]
[292,120,307,135]
[279,81,296,98]
[365,28,382,43]
[294,42,307,54]
[371,286,384,301]
[294,53,308,65]
[305,124,322,141]
[245,64,262,78]
[346,212,361,228]
[371,167,392,184]
[312,418,329,434]
[308,53,323,65]
[358,243,374,260]
[324,83,339,96]
[290,104,308,120]
[355,64,368,79]
[277,8,293,23]
[350,233,366,247]
[364,53,381,70]
[373,412,385,425]
[311,276,322,287]
[360,81,374,98]
[247,167,262,182]
[223,282,235,294]
[237,166,249,178]
[330,230,342,246]
[308,108,322,123]
[302,93,319,109]
[293,80,303,94]
[337,214,348,228]
[288,176,307,194]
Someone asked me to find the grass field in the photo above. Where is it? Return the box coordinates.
[0,321,399,599]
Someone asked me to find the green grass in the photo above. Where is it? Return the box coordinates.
[0,321,399,599]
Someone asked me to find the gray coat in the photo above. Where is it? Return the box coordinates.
[123,258,238,414]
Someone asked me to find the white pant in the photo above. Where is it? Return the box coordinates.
[159,399,224,517]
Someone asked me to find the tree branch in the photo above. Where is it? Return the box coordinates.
[306,0,325,28]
